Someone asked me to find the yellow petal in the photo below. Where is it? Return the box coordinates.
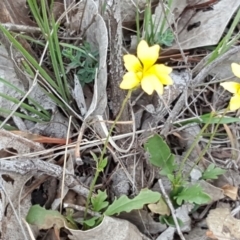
[137,40,160,71]
[229,94,240,111]
[141,74,163,95]
[231,63,240,78]
[150,64,173,75]
[220,82,240,94]
[157,74,173,85]
[119,71,141,89]
[147,65,173,85]
[123,54,142,72]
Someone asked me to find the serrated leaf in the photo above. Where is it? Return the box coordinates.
[144,134,176,175]
[26,205,66,230]
[175,185,211,205]
[91,190,109,212]
[104,189,160,216]
[202,164,226,180]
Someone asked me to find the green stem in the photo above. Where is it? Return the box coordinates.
[99,89,132,162]
[176,112,215,179]
[83,89,132,226]
[185,108,229,180]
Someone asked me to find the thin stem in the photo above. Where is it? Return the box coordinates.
[83,90,132,225]
[185,108,229,179]
[176,112,214,179]
[99,89,132,162]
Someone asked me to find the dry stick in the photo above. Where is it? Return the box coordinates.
[161,46,240,136]
[22,218,36,240]
[0,158,89,197]
[60,116,72,213]
[63,203,101,217]
[158,179,186,240]
[1,23,41,34]
[74,120,87,165]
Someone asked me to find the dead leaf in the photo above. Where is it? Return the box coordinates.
[0,129,44,155]
[66,215,143,240]
[148,197,170,216]
[222,184,238,200]
[199,180,225,203]
[206,208,240,240]
[172,0,240,49]
[0,0,35,26]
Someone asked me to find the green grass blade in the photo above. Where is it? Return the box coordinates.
[0,77,51,117]
[0,25,60,92]
[0,92,50,120]
[0,107,46,123]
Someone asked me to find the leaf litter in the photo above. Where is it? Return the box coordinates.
[0,0,240,239]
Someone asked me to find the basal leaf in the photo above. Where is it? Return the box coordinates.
[144,134,176,175]
[104,189,160,216]
[26,205,66,230]
[175,185,211,205]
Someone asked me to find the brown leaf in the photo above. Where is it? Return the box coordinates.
[222,184,238,200]
[0,0,35,26]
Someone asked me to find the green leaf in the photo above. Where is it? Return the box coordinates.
[91,190,109,212]
[98,157,108,171]
[157,29,174,47]
[90,151,99,162]
[202,164,226,180]
[83,216,100,227]
[174,185,211,205]
[144,134,176,175]
[178,113,240,126]
[26,205,66,230]
[105,189,160,216]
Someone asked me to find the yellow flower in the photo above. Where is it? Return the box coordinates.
[220,63,240,111]
[119,40,173,95]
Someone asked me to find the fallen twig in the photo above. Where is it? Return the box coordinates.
[0,158,89,197]
[158,179,186,240]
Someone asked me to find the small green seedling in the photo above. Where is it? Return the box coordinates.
[26,189,161,229]
[62,42,99,86]
[144,134,213,224]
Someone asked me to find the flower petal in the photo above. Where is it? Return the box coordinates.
[141,74,163,95]
[120,71,141,89]
[229,94,240,111]
[157,74,173,85]
[150,64,173,75]
[220,82,240,94]
[123,54,142,72]
[137,40,160,71]
[146,64,173,85]
[231,63,240,78]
